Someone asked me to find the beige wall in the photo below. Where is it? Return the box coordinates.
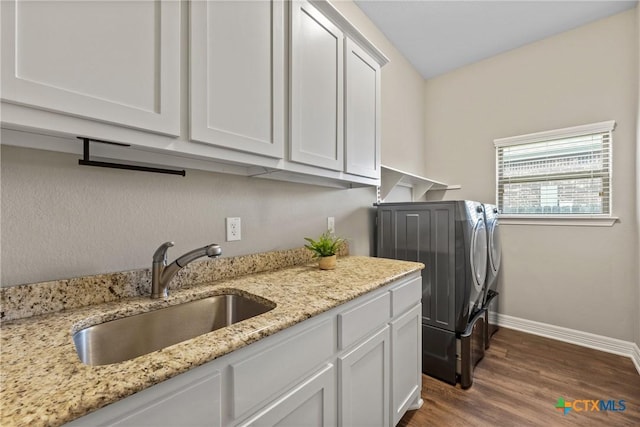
[424,10,639,342]
[0,0,427,287]
[331,0,427,176]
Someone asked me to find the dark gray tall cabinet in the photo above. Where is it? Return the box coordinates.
[376,203,458,384]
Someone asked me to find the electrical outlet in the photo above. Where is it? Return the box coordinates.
[226,217,241,241]
[327,217,335,233]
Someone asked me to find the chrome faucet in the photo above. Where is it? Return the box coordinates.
[151,241,222,299]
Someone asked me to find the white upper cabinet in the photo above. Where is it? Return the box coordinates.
[0,0,180,136]
[1,0,388,187]
[289,0,344,171]
[289,0,387,180]
[190,0,285,158]
[345,39,381,179]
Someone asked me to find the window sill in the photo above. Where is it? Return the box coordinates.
[500,215,618,227]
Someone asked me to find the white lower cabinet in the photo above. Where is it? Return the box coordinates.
[338,327,390,427]
[65,272,422,427]
[65,366,221,427]
[238,364,336,427]
[230,320,335,419]
[390,304,423,426]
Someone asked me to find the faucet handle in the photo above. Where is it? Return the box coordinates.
[153,241,175,263]
[206,244,222,257]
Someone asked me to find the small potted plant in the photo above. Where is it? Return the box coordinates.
[304,231,345,270]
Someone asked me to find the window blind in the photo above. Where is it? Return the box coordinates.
[495,121,614,216]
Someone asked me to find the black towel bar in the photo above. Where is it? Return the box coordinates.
[77,137,185,177]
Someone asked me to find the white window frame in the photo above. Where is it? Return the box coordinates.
[494,120,618,227]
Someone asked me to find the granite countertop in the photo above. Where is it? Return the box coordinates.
[0,255,423,427]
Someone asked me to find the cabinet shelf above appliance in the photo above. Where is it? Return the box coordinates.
[378,165,461,203]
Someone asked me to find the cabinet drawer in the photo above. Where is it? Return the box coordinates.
[338,292,390,350]
[391,275,422,317]
[237,363,335,427]
[231,319,334,418]
[65,366,221,427]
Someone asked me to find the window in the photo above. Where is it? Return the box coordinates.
[495,121,615,218]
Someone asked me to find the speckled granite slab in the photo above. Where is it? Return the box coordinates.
[0,253,422,427]
[0,245,347,322]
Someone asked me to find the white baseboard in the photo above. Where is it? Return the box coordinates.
[490,312,640,375]
[631,343,640,375]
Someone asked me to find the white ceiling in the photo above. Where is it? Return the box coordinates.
[354,0,638,79]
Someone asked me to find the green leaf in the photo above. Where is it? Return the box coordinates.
[303,231,345,257]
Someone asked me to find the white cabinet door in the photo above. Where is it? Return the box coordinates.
[338,326,390,427]
[190,0,285,158]
[238,364,336,427]
[65,367,221,427]
[0,0,180,136]
[230,320,334,419]
[290,0,344,171]
[344,38,381,179]
[390,304,423,426]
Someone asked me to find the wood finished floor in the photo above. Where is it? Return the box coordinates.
[399,328,640,426]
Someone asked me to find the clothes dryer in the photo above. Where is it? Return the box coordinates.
[482,204,501,305]
[482,204,502,348]
[376,200,488,385]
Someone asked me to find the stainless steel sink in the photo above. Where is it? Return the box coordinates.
[73,294,275,366]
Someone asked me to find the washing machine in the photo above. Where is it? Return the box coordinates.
[482,204,501,304]
[376,200,488,386]
[482,204,502,348]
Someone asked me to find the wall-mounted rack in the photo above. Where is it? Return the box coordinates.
[378,165,461,203]
[78,137,185,176]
